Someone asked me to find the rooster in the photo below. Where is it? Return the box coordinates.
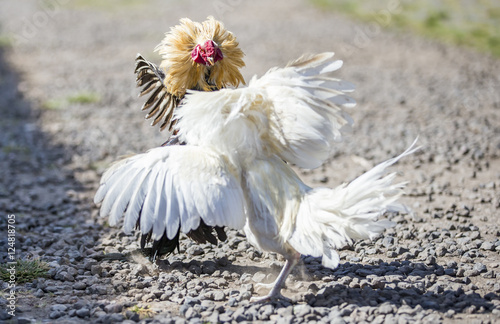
[132,17,245,258]
[135,16,245,132]
[95,52,417,302]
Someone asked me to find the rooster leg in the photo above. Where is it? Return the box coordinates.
[251,252,301,303]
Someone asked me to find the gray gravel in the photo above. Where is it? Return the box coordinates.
[0,0,499,323]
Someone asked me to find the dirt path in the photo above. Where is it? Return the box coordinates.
[0,0,499,323]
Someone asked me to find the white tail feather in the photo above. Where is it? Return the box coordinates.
[288,140,420,269]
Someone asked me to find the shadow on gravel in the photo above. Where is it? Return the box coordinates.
[0,45,88,259]
[301,260,499,315]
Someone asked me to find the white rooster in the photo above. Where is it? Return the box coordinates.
[95,52,417,302]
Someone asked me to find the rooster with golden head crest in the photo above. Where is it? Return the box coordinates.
[97,17,419,302]
[135,16,245,132]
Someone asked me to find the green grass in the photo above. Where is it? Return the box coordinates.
[311,0,500,57]
[42,91,100,110]
[1,145,31,155]
[67,92,100,104]
[0,259,50,284]
[128,305,154,319]
[0,35,13,48]
[42,98,65,110]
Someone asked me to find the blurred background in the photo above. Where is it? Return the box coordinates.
[0,0,498,167]
[0,1,499,322]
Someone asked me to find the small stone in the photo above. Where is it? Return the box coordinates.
[436,246,447,257]
[473,263,487,274]
[142,293,155,302]
[179,304,190,317]
[88,285,108,295]
[355,268,373,277]
[68,250,82,261]
[17,317,33,324]
[371,277,386,289]
[201,300,215,311]
[76,308,90,318]
[51,304,68,312]
[258,304,274,320]
[187,246,204,256]
[422,300,440,309]
[49,311,63,319]
[350,256,361,262]
[90,265,102,276]
[387,251,397,258]
[219,313,232,322]
[227,297,238,307]
[130,264,148,277]
[62,271,75,282]
[240,291,252,300]
[213,291,226,301]
[45,285,60,293]
[425,256,436,265]
[382,236,395,248]
[206,310,220,323]
[378,303,394,314]
[233,307,249,321]
[73,282,87,290]
[293,304,311,317]
[33,288,44,297]
[105,303,123,313]
[253,272,266,283]
[202,261,217,275]
[480,241,494,251]
[107,313,125,322]
[184,307,199,320]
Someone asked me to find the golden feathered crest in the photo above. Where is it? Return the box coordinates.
[135,16,245,131]
[156,16,245,97]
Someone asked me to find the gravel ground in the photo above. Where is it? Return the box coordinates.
[0,0,499,323]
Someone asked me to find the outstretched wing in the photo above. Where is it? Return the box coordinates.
[176,52,355,169]
[135,54,181,131]
[94,145,246,242]
[251,52,356,169]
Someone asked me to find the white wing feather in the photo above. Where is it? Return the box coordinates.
[94,146,246,240]
[176,52,355,169]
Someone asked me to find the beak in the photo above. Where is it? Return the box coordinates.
[206,56,215,66]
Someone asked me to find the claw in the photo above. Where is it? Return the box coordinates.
[250,252,301,304]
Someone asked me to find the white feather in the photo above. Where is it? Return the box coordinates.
[152,167,168,240]
[177,52,355,170]
[287,140,420,268]
[95,146,247,239]
[123,170,152,233]
[165,171,180,239]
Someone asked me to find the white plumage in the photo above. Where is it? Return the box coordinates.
[95,52,418,301]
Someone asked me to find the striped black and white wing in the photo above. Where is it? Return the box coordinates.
[135,54,180,132]
[94,145,247,256]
